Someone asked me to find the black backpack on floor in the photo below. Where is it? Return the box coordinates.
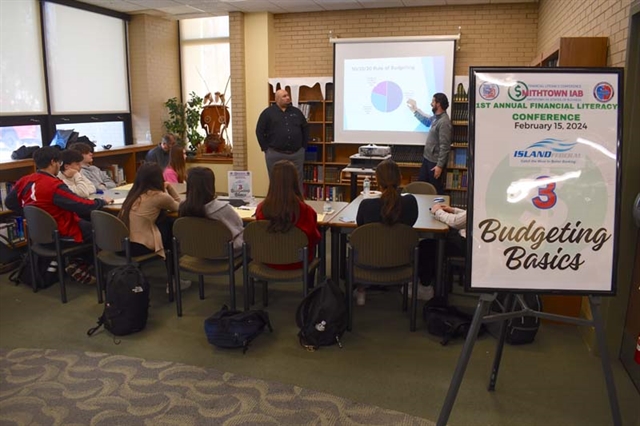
[204,305,272,354]
[492,293,542,345]
[87,264,150,338]
[296,279,347,351]
[9,253,59,289]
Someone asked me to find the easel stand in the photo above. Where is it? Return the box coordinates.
[436,293,622,426]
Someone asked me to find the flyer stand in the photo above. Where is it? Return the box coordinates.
[437,67,624,426]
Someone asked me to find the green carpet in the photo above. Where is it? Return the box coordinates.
[0,262,638,426]
[0,347,433,425]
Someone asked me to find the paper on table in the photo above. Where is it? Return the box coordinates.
[234,207,256,219]
[316,213,326,222]
[112,198,127,205]
[116,183,133,190]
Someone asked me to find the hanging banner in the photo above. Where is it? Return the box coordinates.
[467,68,623,294]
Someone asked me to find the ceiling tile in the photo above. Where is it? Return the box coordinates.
[128,0,178,7]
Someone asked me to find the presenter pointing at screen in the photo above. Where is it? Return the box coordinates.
[407,93,452,195]
[256,89,309,191]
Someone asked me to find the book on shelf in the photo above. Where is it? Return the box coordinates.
[0,182,15,211]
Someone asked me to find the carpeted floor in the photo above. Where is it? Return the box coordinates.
[0,347,434,426]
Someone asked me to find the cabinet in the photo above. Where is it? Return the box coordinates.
[531,37,608,67]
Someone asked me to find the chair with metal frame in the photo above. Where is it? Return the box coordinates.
[23,205,93,303]
[172,217,242,317]
[347,222,420,331]
[242,220,319,311]
[91,210,172,304]
[402,181,438,195]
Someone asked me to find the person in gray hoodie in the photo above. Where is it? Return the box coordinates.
[178,167,244,253]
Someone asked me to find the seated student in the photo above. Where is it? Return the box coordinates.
[57,149,96,198]
[145,134,175,169]
[71,142,117,191]
[355,159,419,305]
[163,145,187,183]
[5,146,111,284]
[118,163,189,291]
[255,160,320,270]
[178,167,244,253]
[419,204,467,291]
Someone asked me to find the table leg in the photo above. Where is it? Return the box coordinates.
[319,225,327,281]
[331,226,341,282]
[350,173,357,202]
[436,237,446,299]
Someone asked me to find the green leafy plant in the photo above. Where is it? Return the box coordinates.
[185,91,204,151]
[163,97,186,144]
[163,93,205,151]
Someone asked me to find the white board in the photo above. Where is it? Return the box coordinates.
[467,68,622,294]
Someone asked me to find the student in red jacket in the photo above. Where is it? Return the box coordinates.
[5,146,111,284]
[255,159,320,271]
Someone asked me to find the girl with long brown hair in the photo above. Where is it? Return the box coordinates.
[163,145,187,183]
[354,159,418,305]
[255,160,320,270]
[119,163,189,291]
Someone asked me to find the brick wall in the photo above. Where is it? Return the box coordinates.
[538,0,633,67]
[271,3,538,77]
[129,15,181,145]
[229,12,247,170]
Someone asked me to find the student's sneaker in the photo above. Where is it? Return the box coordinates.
[402,284,435,301]
[66,261,96,285]
[166,279,192,294]
[355,287,366,306]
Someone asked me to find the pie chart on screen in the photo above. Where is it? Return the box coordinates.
[371,81,403,112]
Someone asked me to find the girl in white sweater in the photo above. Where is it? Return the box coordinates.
[57,149,96,198]
[178,167,244,253]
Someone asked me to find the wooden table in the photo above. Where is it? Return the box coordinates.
[99,187,349,281]
[327,194,450,297]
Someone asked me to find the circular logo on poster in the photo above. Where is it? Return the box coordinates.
[508,81,528,102]
[479,82,500,101]
[593,82,614,103]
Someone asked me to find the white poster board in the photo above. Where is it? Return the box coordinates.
[467,68,622,294]
[228,171,252,199]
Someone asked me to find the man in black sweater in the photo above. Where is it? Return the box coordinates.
[144,133,176,169]
[256,89,309,191]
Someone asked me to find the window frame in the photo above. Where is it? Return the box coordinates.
[0,0,133,162]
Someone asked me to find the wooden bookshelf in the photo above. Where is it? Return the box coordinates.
[530,37,608,67]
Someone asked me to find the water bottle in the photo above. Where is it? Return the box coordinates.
[363,176,371,197]
[145,130,152,144]
[323,198,332,213]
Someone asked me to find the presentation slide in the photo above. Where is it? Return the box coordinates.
[343,56,444,132]
[334,39,455,145]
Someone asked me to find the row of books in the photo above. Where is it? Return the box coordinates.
[0,182,15,211]
[102,164,126,185]
[446,170,468,190]
[391,145,423,164]
[448,149,468,168]
[299,103,313,121]
[453,83,468,103]
[303,165,324,183]
[303,185,345,201]
[449,191,468,209]
[451,126,468,143]
[451,106,469,123]
[0,217,26,244]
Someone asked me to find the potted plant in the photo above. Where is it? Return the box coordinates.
[184,91,204,152]
[163,93,205,153]
[163,97,186,144]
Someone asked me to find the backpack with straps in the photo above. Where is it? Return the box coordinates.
[492,293,542,345]
[295,279,348,351]
[204,305,272,354]
[87,264,150,338]
[423,298,485,346]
